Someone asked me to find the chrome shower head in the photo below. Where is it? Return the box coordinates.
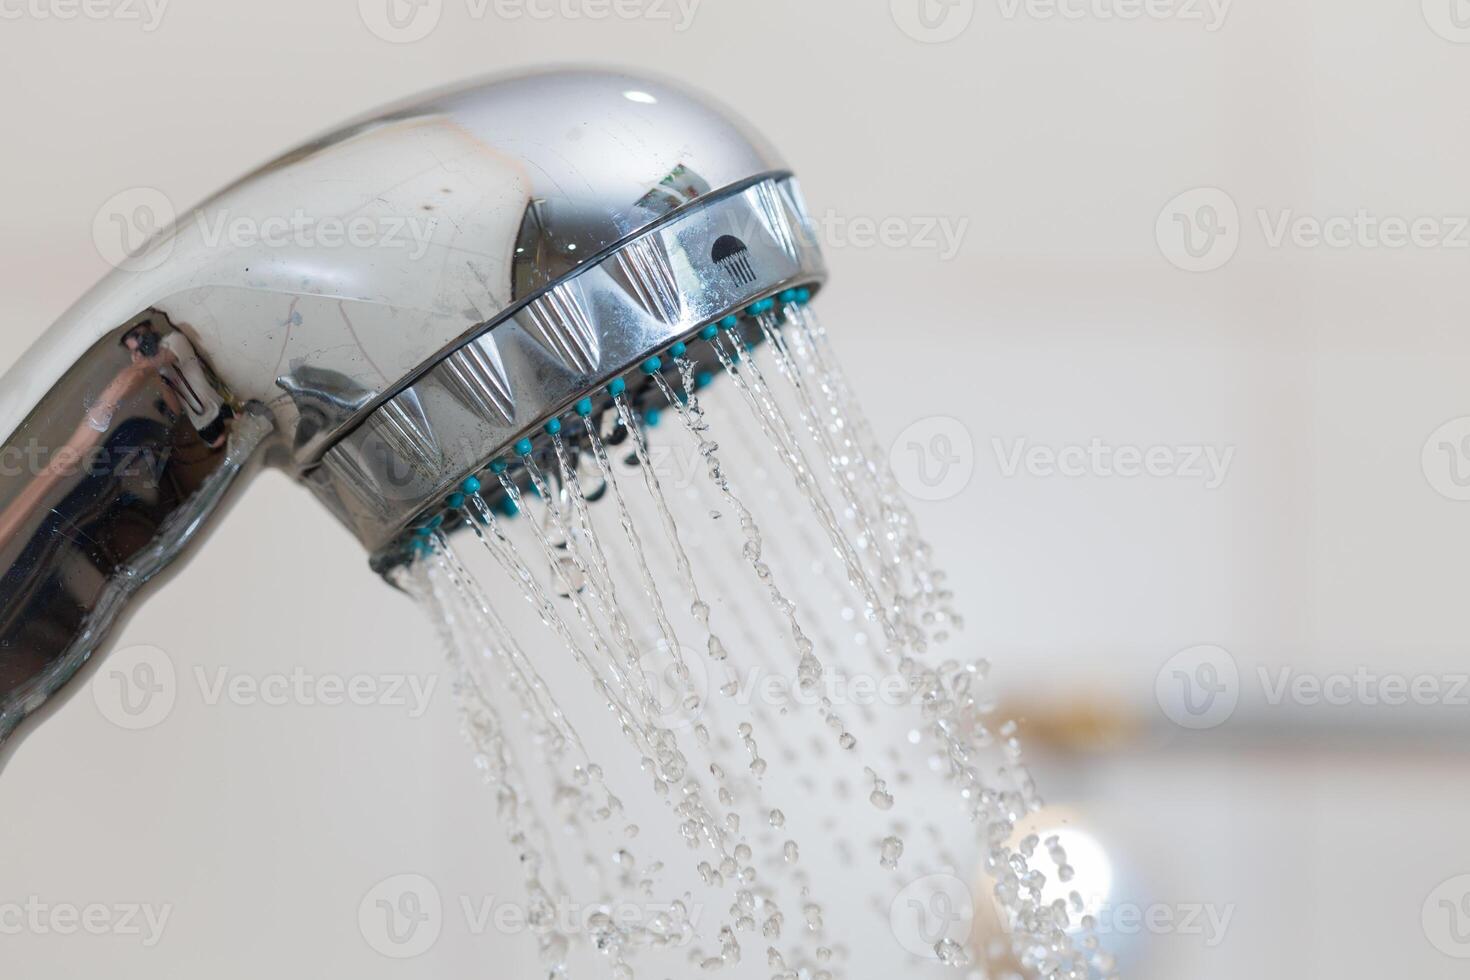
[0,68,824,758]
[0,69,1110,980]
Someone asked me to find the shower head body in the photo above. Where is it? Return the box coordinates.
[0,68,825,758]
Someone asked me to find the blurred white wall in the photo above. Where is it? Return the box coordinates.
[3,1,1470,976]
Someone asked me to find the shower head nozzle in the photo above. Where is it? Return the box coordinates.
[0,68,826,758]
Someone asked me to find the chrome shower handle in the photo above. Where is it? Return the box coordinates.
[0,314,269,756]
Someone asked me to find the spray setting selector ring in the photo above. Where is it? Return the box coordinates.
[312,175,827,558]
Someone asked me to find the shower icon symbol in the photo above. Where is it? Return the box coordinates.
[1423,0,1470,42]
[891,0,976,43]
[359,873,443,958]
[711,235,758,288]
[1155,644,1239,730]
[1422,417,1470,501]
[359,0,443,43]
[1423,874,1470,957]
[1156,187,1240,273]
[91,644,177,731]
[890,416,974,502]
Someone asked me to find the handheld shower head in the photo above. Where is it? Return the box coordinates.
[1,68,1110,980]
[0,68,824,758]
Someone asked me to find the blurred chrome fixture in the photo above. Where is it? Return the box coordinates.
[0,69,825,761]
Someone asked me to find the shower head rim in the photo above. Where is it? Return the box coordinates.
[309,174,827,555]
[314,168,794,450]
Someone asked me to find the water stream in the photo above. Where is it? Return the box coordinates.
[395,303,1116,979]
